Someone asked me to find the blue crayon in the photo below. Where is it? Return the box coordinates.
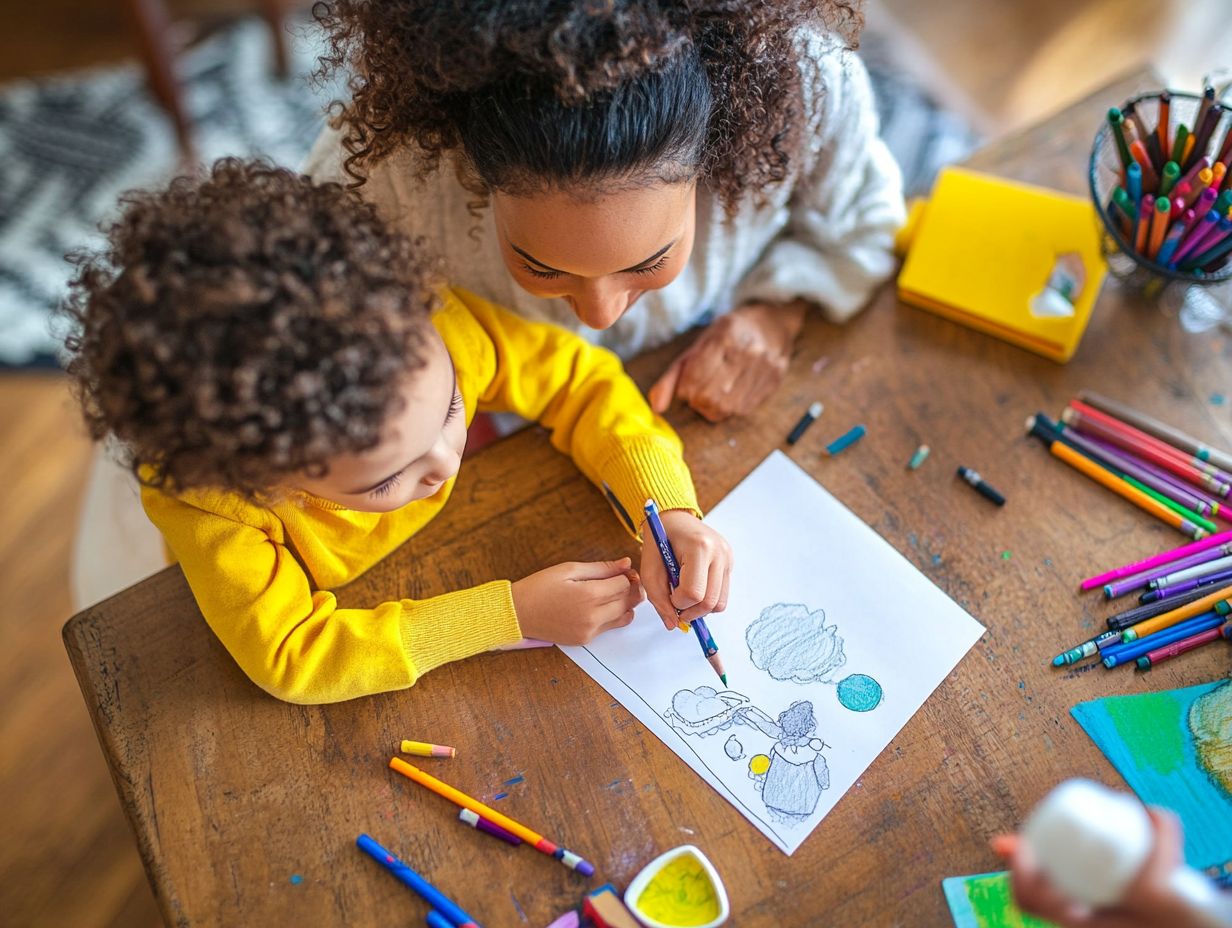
[357,835,480,928]
[1101,612,1226,668]
[826,424,866,456]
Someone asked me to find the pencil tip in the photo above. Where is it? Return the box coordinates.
[720,674,728,686]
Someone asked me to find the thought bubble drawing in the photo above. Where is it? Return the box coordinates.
[724,736,745,760]
[745,603,846,684]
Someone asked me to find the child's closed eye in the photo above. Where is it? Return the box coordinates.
[370,470,403,499]
[444,390,464,424]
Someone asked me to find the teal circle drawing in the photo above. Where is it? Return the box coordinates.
[837,674,883,712]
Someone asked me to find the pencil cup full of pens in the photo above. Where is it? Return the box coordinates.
[1089,84,1232,330]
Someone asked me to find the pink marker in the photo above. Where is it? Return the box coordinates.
[1081,529,1232,590]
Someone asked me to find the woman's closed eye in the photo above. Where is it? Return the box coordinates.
[520,254,670,280]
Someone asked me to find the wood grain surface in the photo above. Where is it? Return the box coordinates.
[63,68,1232,927]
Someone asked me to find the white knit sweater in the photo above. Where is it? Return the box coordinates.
[303,35,905,360]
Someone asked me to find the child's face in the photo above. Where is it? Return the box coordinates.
[293,332,468,513]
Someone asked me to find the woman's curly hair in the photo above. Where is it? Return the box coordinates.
[62,158,436,498]
[314,0,864,213]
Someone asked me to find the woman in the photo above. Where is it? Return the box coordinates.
[305,0,905,422]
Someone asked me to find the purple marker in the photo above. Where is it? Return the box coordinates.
[1140,566,1232,603]
[1079,434,1218,515]
[459,808,523,846]
[1104,543,1232,599]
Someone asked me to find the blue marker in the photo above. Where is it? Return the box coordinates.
[357,834,480,928]
[1100,612,1226,668]
[644,499,727,685]
[825,424,867,456]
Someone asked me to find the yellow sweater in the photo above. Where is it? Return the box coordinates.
[143,288,699,704]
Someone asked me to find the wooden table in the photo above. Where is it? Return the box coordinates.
[66,68,1232,928]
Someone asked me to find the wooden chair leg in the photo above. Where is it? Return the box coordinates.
[121,0,194,159]
[257,0,290,78]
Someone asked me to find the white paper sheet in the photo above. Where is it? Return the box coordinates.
[561,450,985,854]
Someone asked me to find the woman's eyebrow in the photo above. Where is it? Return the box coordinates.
[509,239,677,275]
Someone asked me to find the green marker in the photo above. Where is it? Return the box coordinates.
[1171,123,1190,165]
[1108,108,1133,171]
[1158,161,1180,197]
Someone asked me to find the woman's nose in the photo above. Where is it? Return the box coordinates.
[568,281,631,330]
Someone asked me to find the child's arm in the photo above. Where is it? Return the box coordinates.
[143,489,524,704]
[451,291,732,628]
[730,36,906,323]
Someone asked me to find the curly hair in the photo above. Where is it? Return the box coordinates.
[62,158,437,498]
[314,0,864,213]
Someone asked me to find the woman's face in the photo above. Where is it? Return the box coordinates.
[492,182,697,329]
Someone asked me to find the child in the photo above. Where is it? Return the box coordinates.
[64,159,732,704]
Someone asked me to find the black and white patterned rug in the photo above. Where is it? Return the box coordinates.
[0,20,977,369]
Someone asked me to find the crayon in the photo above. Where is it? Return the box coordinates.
[388,759,594,876]
[1102,611,1226,667]
[957,466,1006,506]
[825,425,866,456]
[1136,624,1232,670]
[459,808,523,846]
[401,740,457,759]
[1081,528,1232,590]
[907,445,930,470]
[357,834,481,928]
[786,401,823,445]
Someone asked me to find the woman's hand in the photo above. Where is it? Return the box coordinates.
[648,300,807,422]
[511,558,642,645]
[992,808,1208,928]
[639,509,732,629]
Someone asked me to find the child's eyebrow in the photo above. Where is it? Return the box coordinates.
[509,239,677,275]
[347,364,458,496]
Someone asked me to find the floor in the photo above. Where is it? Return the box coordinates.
[0,1,1228,925]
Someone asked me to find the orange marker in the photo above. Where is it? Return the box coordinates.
[1183,135,1196,165]
[1130,140,1160,190]
[388,757,595,875]
[1134,196,1152,254]
[1120,584,1232,641]
[1157,90,1171,152]
[1147,196,1170,258]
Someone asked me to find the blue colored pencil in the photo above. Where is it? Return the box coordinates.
[357,834,480,928]
[643,499,727,685]
[1101,612,1226,668]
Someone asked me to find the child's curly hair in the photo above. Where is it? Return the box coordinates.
[62,158,436,498]
[314,0,863,213]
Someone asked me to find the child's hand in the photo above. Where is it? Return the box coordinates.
[992,808,1207,928]
[640,510,733,630]
[511,558,643,645]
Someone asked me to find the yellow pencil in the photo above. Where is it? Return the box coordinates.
[1121,584,1232,642]
[1047,440,1207,539]
[399,739,456,758]
[388,757,594,875]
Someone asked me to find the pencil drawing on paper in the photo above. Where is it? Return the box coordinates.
[746,603,847,683]
[665,688,832,823]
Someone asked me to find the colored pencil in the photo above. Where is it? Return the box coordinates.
[388,757,595,876]
[1026,415,1207,539]
[1063,402,1232,497]
[401,740,457,759]
[1082,529,1232,590]
[1102,611,1226,667]
[1136,624,1232,670]
[356,834,481,928]
[1140,566,1232,604]
[1102,544,1232,599]
[1119,584,1232,641]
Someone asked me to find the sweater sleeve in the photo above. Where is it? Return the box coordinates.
[448,290,701,534]
[142,487,522,704]
[732,38,906,323]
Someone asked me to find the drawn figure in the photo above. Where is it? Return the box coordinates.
[665,686,776,738]
[724,736,745,760]
[755,701,830,823]
[745,603,846,683]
